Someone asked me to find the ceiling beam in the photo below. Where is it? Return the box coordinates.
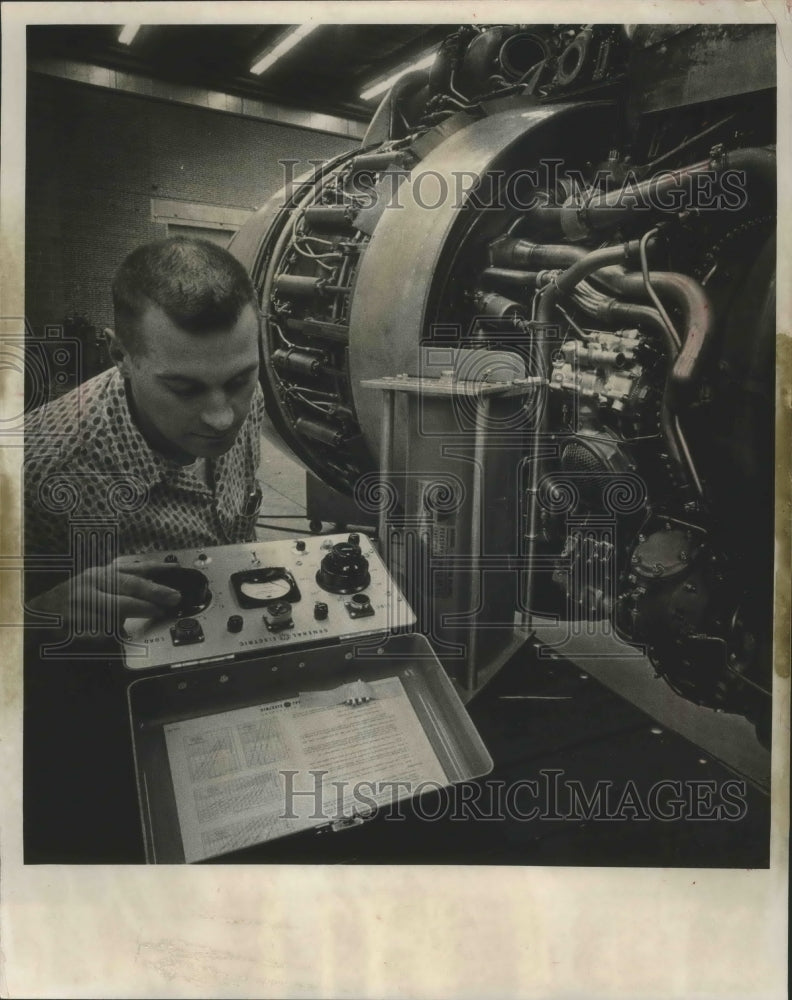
[29,56,367,140]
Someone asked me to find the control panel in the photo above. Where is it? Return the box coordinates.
[121,533,415,671]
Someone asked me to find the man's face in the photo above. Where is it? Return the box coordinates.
[118,303,260,461]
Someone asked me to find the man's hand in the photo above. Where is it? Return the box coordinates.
[27,557,183,635]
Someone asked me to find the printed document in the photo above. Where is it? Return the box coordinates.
[163,676,448,861]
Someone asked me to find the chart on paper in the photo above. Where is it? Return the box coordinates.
[163,676,449,862]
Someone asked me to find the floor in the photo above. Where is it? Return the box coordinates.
[208,641,771,867]
[255,437,310,542]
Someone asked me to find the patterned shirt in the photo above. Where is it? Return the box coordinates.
[25,367,266,567]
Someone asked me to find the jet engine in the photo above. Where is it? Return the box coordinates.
[230,23,776,740]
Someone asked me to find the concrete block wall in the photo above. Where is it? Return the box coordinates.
[25,72,358,379]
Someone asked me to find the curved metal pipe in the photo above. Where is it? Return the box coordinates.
[725,147,776,192]
[522,283,559,624]
[523,239,711,615]
[569,155,714,236]
[638,228,681,354]
[571,147,776,238]
[525,146,776,240]
[555,242,637,296]
[491,237,711,402]
[427,32,459,97]
[489,237,585,269]
[480,267,540,295]
[459,26,512,95]
[591,266,714,394]
[486,240,702,492]
[490,237,660,291]
[362,70,429,146]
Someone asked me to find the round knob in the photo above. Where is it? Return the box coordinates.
[265,602,292,625]
[316,542,371,594]
[197,553,207,562]
[173,617,201,641]
[351,593,370,607]
[227,615,243,633]
[314,602,329,621]
[296,539,306,552]
[348,532,360,546]
[145,566,211,616]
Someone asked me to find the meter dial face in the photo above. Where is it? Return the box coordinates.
[240,578,292,601]
[230,567,302,608]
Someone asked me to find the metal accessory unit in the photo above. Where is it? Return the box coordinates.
[362,349,542,699]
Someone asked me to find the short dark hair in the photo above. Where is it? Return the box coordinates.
[112,237,257,355]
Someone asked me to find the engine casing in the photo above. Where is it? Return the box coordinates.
[230,23,776,739]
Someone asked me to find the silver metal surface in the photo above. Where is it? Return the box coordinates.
[465,395,490,694]
[348,103,611,468]
[528,617,771,790]
[121,533,415,671]
[378,389,395,549]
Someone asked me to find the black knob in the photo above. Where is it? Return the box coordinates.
[173,617,201,641]
[351,593,370,607]
[316,542,371,594]
[227,615,243,633]
[314,602,329,621]
[348,533,360,546]
[197,553,207,562]
[145,566,211,616]
[296,539,306,552]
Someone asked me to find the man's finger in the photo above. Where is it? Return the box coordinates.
[117,596,171,621]
[113,572,182,608]
[115,557,181,576]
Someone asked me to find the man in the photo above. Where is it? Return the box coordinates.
[25,236,266,632]
[25,236,269,860]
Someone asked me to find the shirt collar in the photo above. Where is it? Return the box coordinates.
[104,369,207,488]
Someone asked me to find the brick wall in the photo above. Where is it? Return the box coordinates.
[25,72,358,381]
